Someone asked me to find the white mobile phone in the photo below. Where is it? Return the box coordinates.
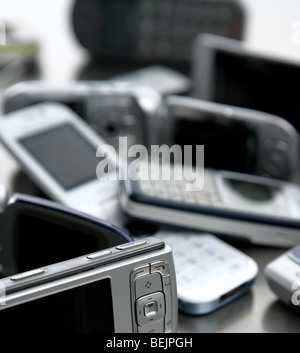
[153,231,258,315]
[120,162,300,247]
[0,102,118,219]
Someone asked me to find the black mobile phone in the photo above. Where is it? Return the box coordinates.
[0,192,132,277]
[72,0,245,65]
[192,33,300,132]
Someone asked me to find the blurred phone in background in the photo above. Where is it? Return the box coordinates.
[72,0,245,66]
[192,33,300,134]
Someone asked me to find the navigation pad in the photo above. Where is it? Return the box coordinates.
[130,261,173,333]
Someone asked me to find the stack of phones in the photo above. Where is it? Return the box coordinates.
[1,77,300,321]
[0,193,177,333]
[2,0,300,330]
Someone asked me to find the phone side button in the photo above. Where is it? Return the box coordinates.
[116,240,147,250]
[86,250,112,260]
[131,264,150,281]
[10,268,45,281]
[162,275,173,333]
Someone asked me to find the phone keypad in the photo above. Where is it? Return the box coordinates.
[157,233,250,292]
[135,0,244,62]
[138,166,224,208]
[131,260,174,333]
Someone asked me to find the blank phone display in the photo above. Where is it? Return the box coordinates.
[20,124,99,190]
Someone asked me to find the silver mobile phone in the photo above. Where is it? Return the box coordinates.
[0,237,177,333]
[156,95,299,181]
[0,192,177,333]
[3,80,162,153]
[0,102,119,220]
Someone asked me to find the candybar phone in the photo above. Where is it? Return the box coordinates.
[3,80,162,153]
[71,0,245,65]
[0,102,119,219]
[192,33,300,132]
[120,162,300,247]
[0,229,177,332]
[151,231,257,315]
[157,95,299,181]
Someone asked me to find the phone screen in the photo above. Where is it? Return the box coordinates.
[213,49,300,131]
[173,114,257,174]
[20,124,101,190]
[0,278,115,332]
[225,178,274,202]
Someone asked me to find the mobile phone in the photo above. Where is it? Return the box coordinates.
[72,0,245,65]
[265,244,300,311]
[3,80,162,154]
[120,161,300,247]
[0,102,119,220]
[156,95,298,181]
[5,82,299,182]
[153,231,257,315]
[0,192,133,277]
[0,236,177,333]
[192,33,300,132]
